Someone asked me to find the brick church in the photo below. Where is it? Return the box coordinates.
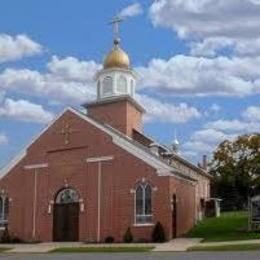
[0,25,211,242]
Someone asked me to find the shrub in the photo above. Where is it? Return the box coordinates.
[105,236,115,243]
[123,227,133,243]
[136,237,150,243]
[1,227,11,243]
[152,222,166,243]
[11,236,23,243]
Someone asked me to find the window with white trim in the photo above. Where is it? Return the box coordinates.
[130,79,135,97]
[135,183,152,224]
[117,75,127,93]
[102,76,113,97]
[0,196,9,228]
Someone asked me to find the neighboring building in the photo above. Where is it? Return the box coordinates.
[0,27,211,242]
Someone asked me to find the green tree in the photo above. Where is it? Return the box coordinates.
[210,134,260,211]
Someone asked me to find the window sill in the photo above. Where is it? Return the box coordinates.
[133,223,155,227]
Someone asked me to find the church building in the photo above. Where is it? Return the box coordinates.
[0,23,211,242]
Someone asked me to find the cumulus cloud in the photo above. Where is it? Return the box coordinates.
[119,3,143,18]
[137,94,201,123]
[149,0,260,57]
[0,56,100,104]
[0,98,54,124]
[183,128,234,154]
[0,34,43,63]
[0,133,8,146]
[205,119,260,133]
[183,106,260,161]
[242,106,260,121]
[137,55,260,96]
[0,54,202,124]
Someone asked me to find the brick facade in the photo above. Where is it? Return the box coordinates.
[0,107,210,242]
[87,97,144,137]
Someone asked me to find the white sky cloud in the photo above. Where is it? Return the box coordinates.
[183,106,260,161]
[137,94,201,123]
[137,55,260,96]
[0,55,202,125]
[0,98,54,124]
[119,3,143,18]
[183,128,234,155]
[0,56,100,104]
[0,133,8,146]
[205,119,260,133]
[242,106,260,121]
[149,0,260,57]
[0,34,43,63]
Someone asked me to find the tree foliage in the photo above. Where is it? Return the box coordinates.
[210,134,260,211]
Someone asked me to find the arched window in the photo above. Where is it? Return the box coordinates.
[55,188,80,205]
[102,76,113,97]
[0,196,9,227]
[135,184,152,224]
[117,75,127,93]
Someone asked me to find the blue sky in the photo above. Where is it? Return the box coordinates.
[0,0,260,169]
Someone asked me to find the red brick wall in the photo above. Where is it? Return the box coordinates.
[0,110,196,242]
[169,178,196,237]
[87,99,143,137]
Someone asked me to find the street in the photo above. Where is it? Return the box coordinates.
[1,252,260,260]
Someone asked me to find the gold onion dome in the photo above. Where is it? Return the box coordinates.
[104,39,130,69]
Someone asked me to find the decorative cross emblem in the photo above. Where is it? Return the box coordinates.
[54,121,77,145]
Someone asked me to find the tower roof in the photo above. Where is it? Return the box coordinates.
[103,39,130,69]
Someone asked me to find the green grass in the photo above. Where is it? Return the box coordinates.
[187,211,260,242]
[0,248,11,253]
[51,246,154,253]
[189,244,260,252]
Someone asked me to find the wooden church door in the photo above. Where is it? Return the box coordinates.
[53,188,80,242]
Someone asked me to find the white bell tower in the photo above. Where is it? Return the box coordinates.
[95,17,137,101]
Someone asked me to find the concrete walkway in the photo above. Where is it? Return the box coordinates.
[153,238,203,252]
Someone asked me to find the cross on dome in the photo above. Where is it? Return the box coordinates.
[109,16,123,44]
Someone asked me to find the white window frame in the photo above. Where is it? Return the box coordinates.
[0,196,9,228]
[134,183,153,225]
[102,76,113,97]
[117,75,127,94]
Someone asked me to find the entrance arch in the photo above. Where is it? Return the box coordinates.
[53,188,80,242]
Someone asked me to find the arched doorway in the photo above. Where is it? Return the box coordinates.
[53,188,80,242]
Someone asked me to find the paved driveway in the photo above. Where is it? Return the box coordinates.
[1,252,260,260]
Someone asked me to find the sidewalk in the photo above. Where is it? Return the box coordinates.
[153,238,203,252]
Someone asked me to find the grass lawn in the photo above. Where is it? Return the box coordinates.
[187,211,260,242]
[189,244,260,252]
[0,248,10,253]
[51,246,154,253]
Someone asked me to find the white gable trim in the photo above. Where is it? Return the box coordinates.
[0,107,194,183]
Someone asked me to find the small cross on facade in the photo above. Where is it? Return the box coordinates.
[54,121,77,145]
